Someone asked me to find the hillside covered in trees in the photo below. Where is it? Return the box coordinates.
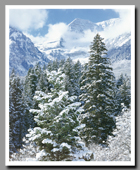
[9,34,131,162]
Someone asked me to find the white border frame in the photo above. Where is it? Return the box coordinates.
[5,5,135,166]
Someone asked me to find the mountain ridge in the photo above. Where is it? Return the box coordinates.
[9,17,131,78]
[9,26,50,76]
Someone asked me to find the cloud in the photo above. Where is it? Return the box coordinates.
[23,33,46,45]
[24,22,69,45]
[46,23,68,42]
[26,22,97,50]
[99,9,131,39]
[113,9,131,32]
[25,8,132,51]
[9,9,48,31]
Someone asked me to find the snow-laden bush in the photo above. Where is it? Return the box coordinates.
[10,69,93,161]
[89,108,131,161]
[10,137,39,161]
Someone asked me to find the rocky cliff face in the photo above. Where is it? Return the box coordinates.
[9,26,50,76]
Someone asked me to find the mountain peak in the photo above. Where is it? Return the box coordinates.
[68,18,103,33]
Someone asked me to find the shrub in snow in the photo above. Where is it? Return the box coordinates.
[10,136,39,161]
[89,109,131,161]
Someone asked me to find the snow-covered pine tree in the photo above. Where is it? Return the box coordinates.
[52,59,59,71]
[9,125,16,156]
[59,59,65,70]
[36,70,51,93]
[117,74,131,109]
[79,33,116,145]
[79,63,89,104]
[9,69,27,152]
[46,59,59,72]
[73,60,82,98]
[116,74,124,88]
[63,57,81,97]
[34,62,42,80]
[22,67,38,129]
[46,61,53,72]
[23,67,38,109]
[23,70,93,161]
[63,57,75,96]
[114,86,122,116]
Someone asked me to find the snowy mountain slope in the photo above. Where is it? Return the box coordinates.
[34,18,131,78]
[68,18,103,33]
[105,32,131,78]
[9,26,50,76]
[96,18,121,30]
[9,17,131,78]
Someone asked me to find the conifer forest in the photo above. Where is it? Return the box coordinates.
[9,34,131,162]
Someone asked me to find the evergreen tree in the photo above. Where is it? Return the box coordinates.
[114,86,122,115]
[116,74,124,88]
[117,74,131,108]
[24,70,93,161]
[79,34,116,145]
[59,59,65,70]
[46,61,53,72]
[73,60,82,98]
[43,63,47,71]
[52,59,59,71]
[79,63,89,104]
[23,67,38,109]
[9,69,26,151]
[23,67,38,129]
[23,64,53,129]
[9,125,16,155]
[36,70,51,93]
[34,62,42,80]
[63,57,81,96]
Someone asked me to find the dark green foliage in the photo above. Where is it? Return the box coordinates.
[59,59,65,69]
[47,59,60,72]
[73,60,82,97]
[9,63,52,156]
[26,71,93,161]
[116,74,124,88]
[52,59,59,71]
[9,33,131,160]
[23,63,52,128]
[63,57,75,96]
[114,86,122,115]
[117,74,131,108]
[36,71,51,93]
[63,57,81,97]
[9,69,27,152]
[80,34,116,145]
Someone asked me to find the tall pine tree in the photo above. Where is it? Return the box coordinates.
[80,34,116,145]
[117,74,131,109]
[9,69,27,152]
[73,60,82,98]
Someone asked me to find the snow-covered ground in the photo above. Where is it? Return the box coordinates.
[10,108,131,162]
[90,109,131,161]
